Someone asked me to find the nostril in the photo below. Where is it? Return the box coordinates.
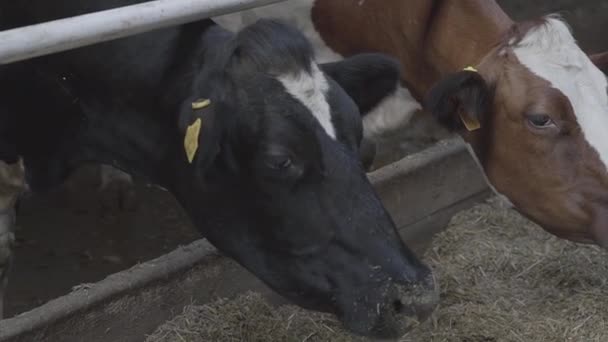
[392,299,404,313]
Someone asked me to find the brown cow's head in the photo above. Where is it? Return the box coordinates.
[426,15,608,246]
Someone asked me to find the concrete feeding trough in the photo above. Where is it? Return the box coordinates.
[0,138,490,342]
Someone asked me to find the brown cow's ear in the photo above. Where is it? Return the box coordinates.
[590,51,608,74]
[424,71,493,132]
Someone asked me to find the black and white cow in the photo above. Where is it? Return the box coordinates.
[0,1,437,337]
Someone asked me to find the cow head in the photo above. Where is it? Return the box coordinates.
[426,15,608,246]
[171,20,437,338]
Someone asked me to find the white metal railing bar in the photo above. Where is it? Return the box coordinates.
[0,0,287,64]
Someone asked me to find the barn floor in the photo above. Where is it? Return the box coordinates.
[146,198,608,342]
[5,166,199,317]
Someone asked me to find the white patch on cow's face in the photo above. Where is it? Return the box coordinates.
[277,63,336,139]
[513,17,608,170]
[213,0,343,63]
[362,84,422,139]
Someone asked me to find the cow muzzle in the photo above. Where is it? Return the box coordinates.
[337,272,438,338]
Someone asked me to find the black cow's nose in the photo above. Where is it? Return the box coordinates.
[392,272,438,317]
[338,270,439,339]
[371,273,439,338]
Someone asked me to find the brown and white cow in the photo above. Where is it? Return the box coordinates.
[214,0,608,246]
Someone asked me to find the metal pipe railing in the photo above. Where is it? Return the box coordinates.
[0,0,287,64]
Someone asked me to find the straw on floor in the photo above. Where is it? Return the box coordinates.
[147,197,608,342]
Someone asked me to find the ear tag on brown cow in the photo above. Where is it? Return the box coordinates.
[184,118,202,164]
[460,66,480,131]
[459,111,481,131]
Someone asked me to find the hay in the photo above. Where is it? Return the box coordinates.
[145,292,362,342]
[147,197,608,342]
[403,198,608,342]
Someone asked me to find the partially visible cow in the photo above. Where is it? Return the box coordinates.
[215,0,608,247]
[0,159,25,319]
[0,1,438,337]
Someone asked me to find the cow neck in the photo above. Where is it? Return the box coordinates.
[76,97,180,186]
[419,0,513,93]
[312,0,512,100]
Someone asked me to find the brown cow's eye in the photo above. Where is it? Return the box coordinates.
[526,114,555,128]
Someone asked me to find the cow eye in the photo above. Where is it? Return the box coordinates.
[526,114,555,129]
[266,154,292,170]
[259,146,303,181]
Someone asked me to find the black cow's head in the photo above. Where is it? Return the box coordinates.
[171,20,438,338]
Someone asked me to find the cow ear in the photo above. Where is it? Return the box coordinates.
[424,70,492,132]
[319,53,401,115]
[590,51,608,74]
[177,96,224,172]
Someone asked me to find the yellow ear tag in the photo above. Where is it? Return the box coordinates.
[184,118,202,163]
[192,98,211,109]
[460,66,480,130]
[459,111,481,131]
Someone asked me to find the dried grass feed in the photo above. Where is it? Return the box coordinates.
[147,198,608,342]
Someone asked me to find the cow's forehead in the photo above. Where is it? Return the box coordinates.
[511,17,608,170]
[276,63,337,139]
[226,18,339,142]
